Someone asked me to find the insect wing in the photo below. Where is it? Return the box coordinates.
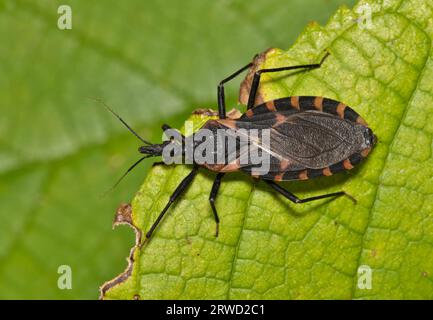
[237,110,362,176]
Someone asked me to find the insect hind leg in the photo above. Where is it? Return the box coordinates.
[218,62,253,119]
[265,179,356,204]
[247,52,329,109]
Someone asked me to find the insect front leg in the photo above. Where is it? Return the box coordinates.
[144,166,199,243]
[265,180,356,204]
[209,172,225,237]
[218,62,253,119]
[247,52,329,109]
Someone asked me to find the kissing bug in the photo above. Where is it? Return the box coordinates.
[106,51,376,241]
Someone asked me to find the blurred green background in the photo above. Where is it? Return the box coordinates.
[0,0,356,299]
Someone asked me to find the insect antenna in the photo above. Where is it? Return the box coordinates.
[102,155,152,197]
[90,97,152,145]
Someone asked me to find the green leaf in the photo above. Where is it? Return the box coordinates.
[0,0,354,299]
[102,0,433,299]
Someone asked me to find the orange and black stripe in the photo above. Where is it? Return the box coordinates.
[259,150,367,181]
[241,96,368,127]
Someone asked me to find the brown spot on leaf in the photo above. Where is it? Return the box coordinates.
[239,48,276,106]
[99,203,143,300]
[113,203,133,226]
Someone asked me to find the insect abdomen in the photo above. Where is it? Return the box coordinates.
[238,96,375,181]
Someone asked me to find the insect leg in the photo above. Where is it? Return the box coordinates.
[247,52,329,109]
[144,166,199,242]
[265,179,355,204]
[209,172,225,237]
[218,62,253,119]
